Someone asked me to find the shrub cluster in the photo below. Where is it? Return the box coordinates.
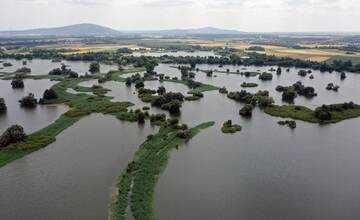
[227,90,274,108]
[19,93,38,108]
[0,98,7,113]
[314,102,357,121]
[0,125,26,149]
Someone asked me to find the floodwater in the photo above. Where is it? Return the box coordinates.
[1,61,360,220]
[155,63,360,108]
[0,79,68,133]
[0,114,157,219]
[0,59,117,76]
[79,79,188,115]
[153,65,360,220]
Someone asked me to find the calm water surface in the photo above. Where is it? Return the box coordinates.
[153,65,360,220]
[1,62,360,219]
[0,79,68,133]
[0,59,117,76]
[0,114,157,220]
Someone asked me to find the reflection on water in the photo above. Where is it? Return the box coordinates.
[155,64,360,109]
[154,89,360,219]
[1,62,360,219]
[0,79,68,133]
[0,114,157,220]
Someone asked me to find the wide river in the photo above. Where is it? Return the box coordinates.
[1,62,360,219]
[0,59,117,76]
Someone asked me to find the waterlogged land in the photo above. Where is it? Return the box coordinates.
[2,51,360,220]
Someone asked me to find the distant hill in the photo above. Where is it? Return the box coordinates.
[0,23,121,36]
[0,24,243,37]
[129,27,243,36]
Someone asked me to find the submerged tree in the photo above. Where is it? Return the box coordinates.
[157,86,166,95]
[340,72,346,80]
[219,86,228,94]
[258,72,273,81]
[19,93,38,108]
[0,98,7,113]
[239,104,253,117]
[145,62,156,74]
[282,88,297,103]
[161,100,182,114]
[89,62,100,74]
[11,78,24,89]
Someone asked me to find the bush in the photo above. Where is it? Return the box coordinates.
[298,70,307,76]
[241,82,258,88]
[39,89,58,104]
[239,104,253,117]
[137,112,146,124]
[0,125,26,149]
[0,98,6,113]
[257,96,274,108]
[150,113,166,124]
[125,77,132,86]
[135,81,145,89]
[205,70,213,77]
[176,130,191,139]
[314,108,332,121]
[43,89,57,100]
[138,88,156,95]
[19,93,38,108]
[3,62,13,67]
[282,88,297,103]
[89,62,100,74]
[161,100,182,114]
[276,85,285,92]
[11,79,24,89]
[219,87,228,94]
[157,86,166,95]
[258,72,273,81]
[326,83,339,91]
[221,120,242,133]
[340,72,346,80]
[278,120,296,129]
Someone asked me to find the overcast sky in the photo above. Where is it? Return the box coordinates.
[1,0,359,32]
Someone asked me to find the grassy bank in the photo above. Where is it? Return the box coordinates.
[0,115,80,167]
[110,121,215,220]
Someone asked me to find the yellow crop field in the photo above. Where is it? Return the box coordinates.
[38,44,143,54]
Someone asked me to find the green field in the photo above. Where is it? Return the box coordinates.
[326,56,360,65]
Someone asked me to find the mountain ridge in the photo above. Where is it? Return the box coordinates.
[0,23,243,37]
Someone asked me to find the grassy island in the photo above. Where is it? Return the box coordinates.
[265,102,360,124]
[241,82,258,88]
[221,120,242,134]
[164,79,219,93]
[110,120,214,220]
